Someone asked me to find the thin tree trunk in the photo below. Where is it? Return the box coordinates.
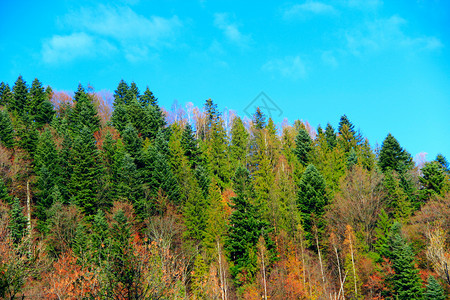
[348,232,358,298]
[26,180,31,236]
[334,244,345,299]
[261,246,267,300]
[315,231,326,288]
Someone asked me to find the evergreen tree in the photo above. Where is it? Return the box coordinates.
[115,153,141,203]
[70,84,100,134]
[0,82,13,107]
[338,115,355,135]
[420,161,447,199]
[435,154,449,174]
[253,107,266,130]
[121,123,143,162]
[181,123,201,169]
[15,114,38,158]
[389,222,424,299]
[424,276,446,300]
[297,164,328,247]
[325,123,337,150]
[0,109,15,148]
[347,148,358,169]
[226,165,270,285]
[89,209,111,265]
[379,133,413,173]
[139,86,157,107]
[11,75,29,115]
[29,78,54,127]
[206,116,230,189]
[9,198,28,244]
[113,79,129,106]
[294,128,312,166]
[230,116,249,168]
[35,151,62,231]
[183,180,208,242]
[69,126,102,216]
[0,178,11,204]
[111,104,129,133]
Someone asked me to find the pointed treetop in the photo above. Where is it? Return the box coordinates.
[253,107,266,130]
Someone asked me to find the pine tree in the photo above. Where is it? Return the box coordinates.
[35,166,61,231]
[389,222,424,299]
[70,84,100,134]
[29,78,54,127]
[379,133,413,173]
[253,107,266,130]
[230,116,249,168]
[435,154,449,174]
[0,177,11,204]
[0,109,15,148]
[183,180,208,242]
[424,276,446,300]
[9,198,28,244]
[181,123,202,169]
[297,164,328,247]
[69,126,102,216]
[294,128,312,166]
[420,161,448,199]
[325,123,337,150]
[226,165,270,285]
[11,75,29,115]
[0,82,13,107]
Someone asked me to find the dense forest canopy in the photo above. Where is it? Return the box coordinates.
[0,76,449,299]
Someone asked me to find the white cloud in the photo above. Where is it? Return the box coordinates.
[343,0,382,10]
[41,32,116,64]
[65,5,182,46]
[283,1,337,19]
[345,15,443,55]
[42,4,182,64]
[262,56,307,79]
[213,13,251,47]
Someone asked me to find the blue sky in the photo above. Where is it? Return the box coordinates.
[1,0,449,161]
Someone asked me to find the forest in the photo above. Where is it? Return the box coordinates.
[0,76,449,299]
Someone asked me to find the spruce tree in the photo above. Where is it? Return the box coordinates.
[121,123,143,162]
[226,165,271,285]
[113,79,129,106]
[0,82,13,107]
[9,198,28,244]
[324,123,337,150]
[70,84,100,134]
[435,154,449,174]
[0,177,11,204]
[181,123,201,169]
[297,164,328,247]
[294,128,312,166]
[230,116,249,168]
[0,109,15,148]
[379,133,413,173]
[420,161,447,199]
[183,180,208,242]
[69,126,102,216]
[253,107,266,129]
[389,222,424,300]
[424,276,446,300]
[11,75,28,115]
[29,78,54,127]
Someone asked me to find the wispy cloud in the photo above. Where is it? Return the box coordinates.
[213,13,251,47]
[345,15,443,55]
[262,56,307,79]
[283,1,337,19]
[42,4,182,64]
[42,33,116,64]
[342,0,382,10]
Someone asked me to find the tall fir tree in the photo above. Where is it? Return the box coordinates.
[388,222,424,300]
[324,123,337,150]
[379,133,413,173]
[226,165,271,285]
[294,128,312,166]
[11,75,29,116]
[29,78,54,127]
[0,109,15,148]
[0,82,13,107]
[424,276,446,300]
[435,154,449,174]
[70,84,100,134]
[69,126,103,216]
[230,116,249,169]
[9,198,28,244]
[297,164,328,247]
[253,107,266,130]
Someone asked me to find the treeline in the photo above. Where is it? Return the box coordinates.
[0,76,449,299]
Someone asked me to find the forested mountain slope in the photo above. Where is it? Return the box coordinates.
[0,77,449,299]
